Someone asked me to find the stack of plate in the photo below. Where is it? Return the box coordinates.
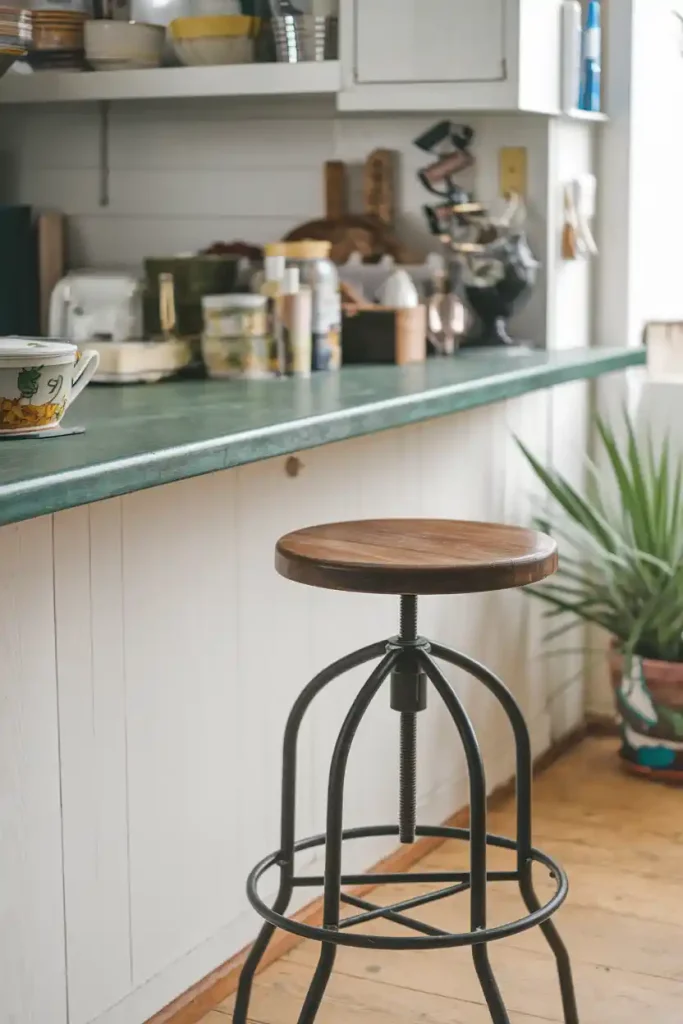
[0,6,31,75]
[27,9,87,71]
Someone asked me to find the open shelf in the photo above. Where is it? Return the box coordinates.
[563,108,609,123]
[0,59,342,104]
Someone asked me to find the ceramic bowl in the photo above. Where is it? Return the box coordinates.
[85,20,165,69]
[0,338,99,434]
[31,9,86,50]
[169,15,258,65]
[32,24,83,50]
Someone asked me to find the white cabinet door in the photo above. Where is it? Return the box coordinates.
[355,0,506,85]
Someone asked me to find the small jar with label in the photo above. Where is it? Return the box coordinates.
[201,294,272,380]
[265,241,341,372]
[202,293,269,340]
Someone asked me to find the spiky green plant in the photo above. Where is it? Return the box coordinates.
[517,415,683,663]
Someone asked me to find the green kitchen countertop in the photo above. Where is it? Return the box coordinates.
[0,346,645,526]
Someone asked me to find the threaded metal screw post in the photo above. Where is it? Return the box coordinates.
[398,595,418,844]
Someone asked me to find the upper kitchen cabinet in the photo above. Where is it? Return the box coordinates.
[355,0,505,85]
[338,0,563,114]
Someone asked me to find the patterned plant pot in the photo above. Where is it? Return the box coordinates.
[609,647,683,783]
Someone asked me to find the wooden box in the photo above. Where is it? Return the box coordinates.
[342,305,427,366]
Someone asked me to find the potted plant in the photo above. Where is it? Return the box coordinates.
[518,414,683,782]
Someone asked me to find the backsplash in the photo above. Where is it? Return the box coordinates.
[0,99,552,340]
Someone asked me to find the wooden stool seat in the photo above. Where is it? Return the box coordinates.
[275,518,557,595]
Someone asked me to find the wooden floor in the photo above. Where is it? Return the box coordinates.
[206,739,683,1024]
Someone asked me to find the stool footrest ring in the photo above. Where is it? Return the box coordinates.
[246,824,568,951]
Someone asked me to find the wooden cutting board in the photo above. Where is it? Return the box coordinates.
[37,211,65,337]
[284,157,412,264]
[363,148,396,226]
[324,160,348,221]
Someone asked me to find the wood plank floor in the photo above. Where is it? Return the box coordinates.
[208,738,683,1023]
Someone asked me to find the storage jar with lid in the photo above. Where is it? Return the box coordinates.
[202,292,269,339]
[201,293,272,379]
[265,240,341,372]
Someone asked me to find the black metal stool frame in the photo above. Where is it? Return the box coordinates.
[233,596,579,1024]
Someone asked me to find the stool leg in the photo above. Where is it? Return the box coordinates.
[298,649,400,1024]
[429,643,580,1024]
[233,640,389,1024]
[419,652,510,1024]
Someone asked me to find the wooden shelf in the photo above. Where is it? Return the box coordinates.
[0,60,342,104]
[563,108,609,123]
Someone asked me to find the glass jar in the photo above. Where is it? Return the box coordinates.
[201,294,273,379]
[265,241,341,372]
[202,293,269,340]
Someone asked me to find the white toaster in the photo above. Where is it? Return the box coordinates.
[49,270,144,345]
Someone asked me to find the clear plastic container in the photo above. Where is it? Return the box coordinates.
[201,293,268,340]
[201,335,272,379]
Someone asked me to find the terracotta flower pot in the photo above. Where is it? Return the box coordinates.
[609,646,683,783]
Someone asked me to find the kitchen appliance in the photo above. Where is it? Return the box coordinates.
[49,271,144,345]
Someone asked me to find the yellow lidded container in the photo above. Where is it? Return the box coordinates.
[169,15,260,39]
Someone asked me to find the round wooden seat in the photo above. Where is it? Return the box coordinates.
[275,519,557,596]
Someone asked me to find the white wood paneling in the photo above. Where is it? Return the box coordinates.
[122,471,243,986]
[0,517,67,1024]
[53,501,132,1024]
[0,103,554,344]
[550,120,597,354]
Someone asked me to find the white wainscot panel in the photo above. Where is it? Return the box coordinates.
[54,501,132,1024]
[0,517,67,1024]
[53,400,574,1024]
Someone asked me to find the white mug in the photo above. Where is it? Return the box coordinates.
[0,338,99,433]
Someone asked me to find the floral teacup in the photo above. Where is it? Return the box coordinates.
[0,337,100,434]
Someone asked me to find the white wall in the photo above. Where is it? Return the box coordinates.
[589,0,681,714]
[0,393,587,1024]
[597,0,683,347]
[630,0,683,330]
